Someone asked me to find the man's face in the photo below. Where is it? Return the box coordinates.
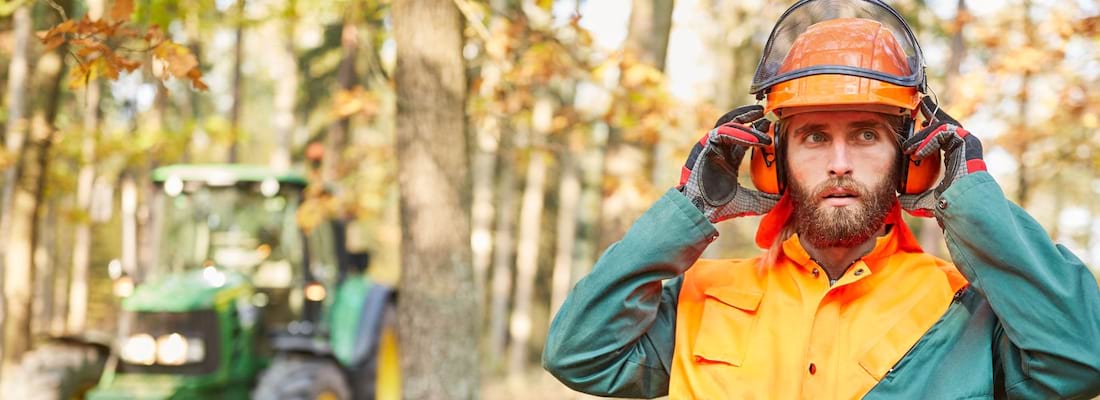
[783,110,901,248]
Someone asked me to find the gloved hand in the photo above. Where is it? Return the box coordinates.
[679,105,780,223]
[899,97,987,217]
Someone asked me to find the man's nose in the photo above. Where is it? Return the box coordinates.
[827,143,854,177]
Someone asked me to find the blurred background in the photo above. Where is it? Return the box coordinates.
[0,0,1096,398]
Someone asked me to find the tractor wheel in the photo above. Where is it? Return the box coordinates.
[10,342,106,400]
[253,356,351,400]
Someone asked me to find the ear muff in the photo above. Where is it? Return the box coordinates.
[750,117,942,195]
[750,121,785,195]
[897,117,941,194]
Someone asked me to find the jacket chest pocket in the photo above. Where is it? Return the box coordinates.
[692,286,764,367]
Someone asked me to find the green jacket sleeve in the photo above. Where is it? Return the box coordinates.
[936,172,1100,398]
[542,189,717,398]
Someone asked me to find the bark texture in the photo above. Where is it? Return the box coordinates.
[393,1,479,398]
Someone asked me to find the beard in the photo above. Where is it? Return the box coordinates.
[789,167,899,249]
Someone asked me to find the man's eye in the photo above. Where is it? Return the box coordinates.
[807,132,826,143]
[859,130,877,141]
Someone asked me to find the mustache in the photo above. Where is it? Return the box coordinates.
[810,177,869,200]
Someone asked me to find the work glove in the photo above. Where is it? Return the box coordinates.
[899,97,987,218]
[679,105,780,223]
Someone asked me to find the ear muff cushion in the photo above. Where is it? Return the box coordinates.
[897,117,943,194]
[900,151,941,194]
[750,122,785,195]
[751,145,781,194]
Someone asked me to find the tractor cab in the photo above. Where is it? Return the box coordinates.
[42,164,405,400]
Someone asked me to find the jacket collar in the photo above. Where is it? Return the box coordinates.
[759,197,924,268]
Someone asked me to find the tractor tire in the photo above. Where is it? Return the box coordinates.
[10,342,106,400]
[253,356,351,400]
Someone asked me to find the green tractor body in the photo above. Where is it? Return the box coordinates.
[70,164,398,400]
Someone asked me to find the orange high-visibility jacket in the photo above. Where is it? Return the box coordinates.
[670,220,967,399]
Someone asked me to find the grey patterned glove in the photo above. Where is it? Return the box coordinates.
[899,98,987,218]
[678,105,780,223]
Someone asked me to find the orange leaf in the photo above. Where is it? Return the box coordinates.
[53,19,78,33]
[42,35,66,52]
[110,0,134,22]
[115,57,141,72]
[187,68,209,91]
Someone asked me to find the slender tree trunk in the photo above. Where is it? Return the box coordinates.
[572,122,608,282]
[487,128,517,367]
[227,0,246,163]
[33,202,54,336]
[323,13,359,182]
[470,112,499,295]
[4,3,69,365]
[0,5,33,368]
[121,174,138,278]
[1014,0,1034,208]
[624,0,674,71]
[549,148,580,319]
[597,0,675,252]
[393,1,479,397]
[182,2,203,162]
[507,95,552,375]
[271,5,298,171]
[49,206,69,334]
[69,76,101,333]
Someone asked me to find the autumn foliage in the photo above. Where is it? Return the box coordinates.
[38,0,207,90]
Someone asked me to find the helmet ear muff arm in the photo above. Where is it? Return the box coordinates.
[774,121,788,195]
[896,116,915,194]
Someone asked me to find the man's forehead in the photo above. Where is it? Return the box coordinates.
[786,111,894,132]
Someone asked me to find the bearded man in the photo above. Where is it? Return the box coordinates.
[542,1,1100,399]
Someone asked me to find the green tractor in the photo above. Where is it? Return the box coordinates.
[16,164,400,400]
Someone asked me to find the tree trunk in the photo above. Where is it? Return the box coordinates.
[271,6,298,171]
[470,114,498,296]
[68,76,101,333]
[507,95,552,375]
[572,123,609,283]
[227,0,246,163]
[4,3,69,365]
[0,5,33,368]
[393,1,479,398]
[549,148,580,319]
[323,13,359,182]
[624,0,674,71]
[121,175,139,279]
[486,127,517,367]
[597,0,675,252]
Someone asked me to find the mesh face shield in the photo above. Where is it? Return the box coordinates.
[750,0,926,98]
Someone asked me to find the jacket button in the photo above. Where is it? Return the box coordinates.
[938,198,948,209]
[812,268,819,278]
[808,363,816,375]
[854,269,864,276]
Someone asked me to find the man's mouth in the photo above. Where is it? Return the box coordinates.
[819,188,860,206]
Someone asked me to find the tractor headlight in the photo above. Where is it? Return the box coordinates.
[121,333,204,365]
[121,334,156,365]
[156,333,205,365]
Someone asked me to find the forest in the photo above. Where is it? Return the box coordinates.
[0,0,1096,398]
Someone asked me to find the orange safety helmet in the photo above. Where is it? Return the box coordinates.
[746,0,940,195]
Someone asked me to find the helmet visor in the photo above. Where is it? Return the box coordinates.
[750,0,926,96]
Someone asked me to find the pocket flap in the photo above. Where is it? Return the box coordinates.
[693,287,763,367]
[703,286,763,311]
